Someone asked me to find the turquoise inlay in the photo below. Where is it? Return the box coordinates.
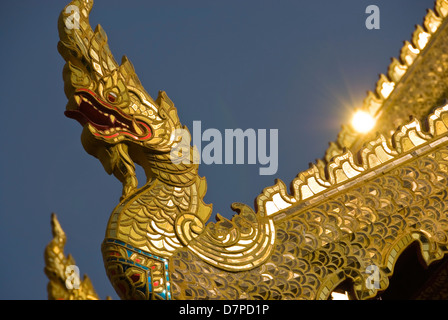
[159,290,166,300]
[138,264,149,271]
[148,275,152,292]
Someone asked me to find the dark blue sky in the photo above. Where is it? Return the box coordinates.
[0,0,433,299]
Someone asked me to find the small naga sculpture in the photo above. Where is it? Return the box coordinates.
[53,0,448,300]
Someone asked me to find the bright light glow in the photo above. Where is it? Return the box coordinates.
[351,110,376,133]
[331,291,349,300]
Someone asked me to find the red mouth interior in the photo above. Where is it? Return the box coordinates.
[65,90,149,139]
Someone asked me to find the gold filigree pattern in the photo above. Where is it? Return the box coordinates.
[170,142,448,299]
[188,203,276,272]
[52,0,448,300]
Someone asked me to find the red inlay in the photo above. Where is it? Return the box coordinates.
[154,281,159,287]
[130,274,140,283]
[74,88,152,141]
[94,122,152,140]
[76,88,118,111]
[117,283,127,296]
[108,93,116,103]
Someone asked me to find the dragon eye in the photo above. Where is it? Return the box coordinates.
[107,92,117,103]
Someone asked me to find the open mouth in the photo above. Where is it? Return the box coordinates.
[65,88,152,140]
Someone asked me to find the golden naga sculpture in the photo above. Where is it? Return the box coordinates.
[46,0,448,299]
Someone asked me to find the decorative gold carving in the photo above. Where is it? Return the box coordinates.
[170,143,448,299]
[329,0,448,155]
[52,0,448,300]
[44,214,101,300]
[188,202,277,272]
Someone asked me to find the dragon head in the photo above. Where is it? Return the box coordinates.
[58,0,185,198]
